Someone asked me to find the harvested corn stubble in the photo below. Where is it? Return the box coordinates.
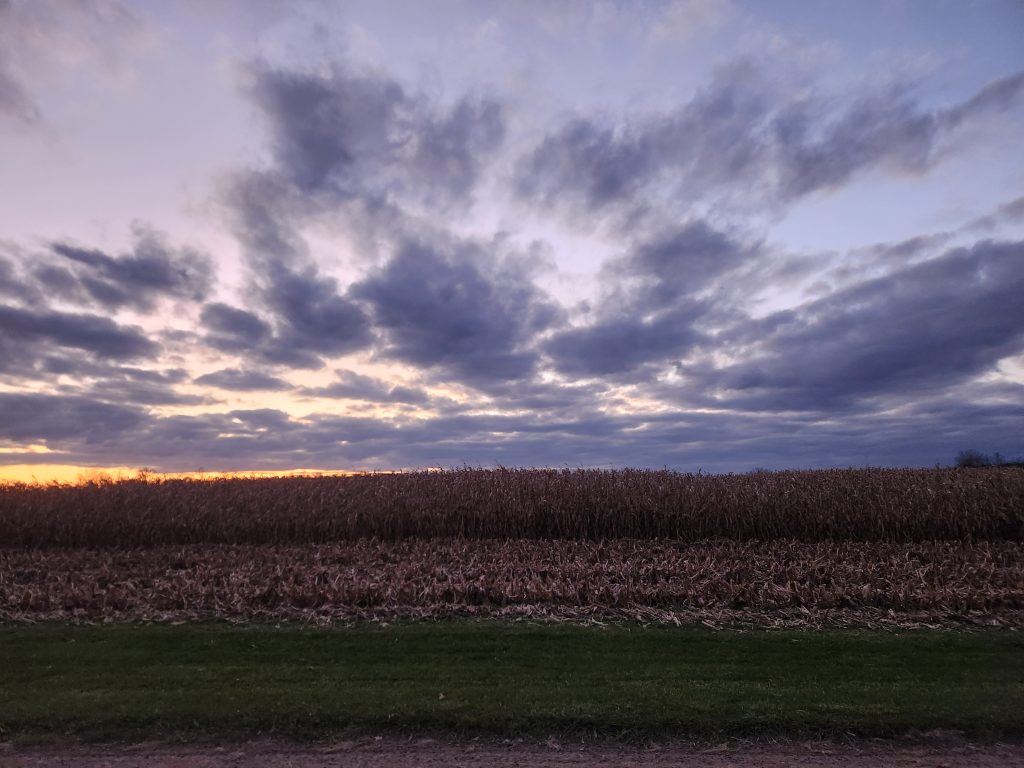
[3,539,1021,627]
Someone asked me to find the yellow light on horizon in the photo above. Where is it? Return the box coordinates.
[0,464,143,484]
[0,464,366,485]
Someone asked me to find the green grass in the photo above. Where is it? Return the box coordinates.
[1,622,1022,741]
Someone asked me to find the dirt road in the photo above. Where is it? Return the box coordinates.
[4,738,1023,767]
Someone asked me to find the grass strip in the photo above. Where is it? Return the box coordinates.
[1,622,1021,741]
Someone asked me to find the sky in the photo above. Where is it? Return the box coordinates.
[1,0,1022,481]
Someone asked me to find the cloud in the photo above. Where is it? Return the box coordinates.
[200,303,272,350]
[515,116,656,219]
[0,354,203,408]
[198,270,371,371]
[258,261,372,360]
[50,227,213,311]
[351,235,562,387]
[0,64,39,126]
[99,372,206,406]
[0,304,158,367]
[0,0,148,129]
[200,300,327,369]
[0,228,210,382]
[543,220,754,376]
[194,367,292,392]
[221,58,522,378]
[609,220,757,305]
[545,307,705,377]
[246,60,505,207]
[5,26,1022,474]
[4,387,1019,473]
[515,63,1024,223]
[219,60,512,376]
[966,195,1024,233]
[0,250,21,298]
[220,175,372,371]
[303,369,429,404]
[223,171,309,264]
[698,239,1024,410]
[644,0,733,46]
[0,392,145,443]
[940,71,1024,129]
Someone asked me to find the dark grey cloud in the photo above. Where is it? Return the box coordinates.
[967,195,1024,233]
[200,300,324,367]
[697,239,1024,410]
[303,369,429,405]
[247,60,504,206]
[220,58,521,378]
[219,175,372,370]
[0,392,144,443]
[256,340,327,370]
[0,228,212,326]
[3,387,1020,473]
[0,303,157,368]
[36,357,183,383]
[198,271,370,371]
[544,220,753,376]
[609,220,757,306]
[996,196,1024,223]
[200,302,272,350]
[515,115,656,218]
[194,367,292,392]
[941,71,1024,129]
[351,236,562,386]
[225,171,308,264]
[0,354,203,408]
[75,382,206,408]
[50,228,213,311]
[29,262,83,302]
[1,243,58,307]
[221,61,511,374]
[0,251,20,298]
[516,63,1024,222]
[474,378,612,414]
[259,261,371,359]
[545,307,704,377]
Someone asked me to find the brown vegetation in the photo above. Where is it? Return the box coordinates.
[2,468,1021,627]
[3,539,1022,627]
[2,467,1022,547]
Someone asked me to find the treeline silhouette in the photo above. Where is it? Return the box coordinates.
[956,450,1024,469]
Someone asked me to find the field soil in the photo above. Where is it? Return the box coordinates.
[6,738,1024,767]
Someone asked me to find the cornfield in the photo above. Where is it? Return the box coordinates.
[1,467,1022,547]
[2,468,1021,627]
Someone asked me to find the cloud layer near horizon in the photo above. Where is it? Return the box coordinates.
[1,0,1022,473]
